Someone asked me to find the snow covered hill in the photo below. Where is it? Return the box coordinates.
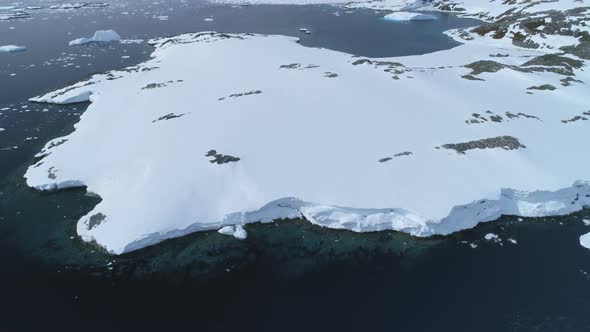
[27,0,590,254]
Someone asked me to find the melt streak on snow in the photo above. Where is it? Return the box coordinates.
[26,0,590,254]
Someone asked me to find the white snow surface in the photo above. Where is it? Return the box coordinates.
[213,0,586,14]
[383,11,436,21]
[26,0,590,254]
[69,30,121,46]
[0,45,27,52]
[581,234,590,250]
[346,0,587,19]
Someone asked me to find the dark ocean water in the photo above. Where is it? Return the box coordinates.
[1,1,590,331]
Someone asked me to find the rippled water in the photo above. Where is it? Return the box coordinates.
[1,1,590,331]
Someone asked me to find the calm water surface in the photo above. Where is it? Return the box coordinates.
[1,1,590,331]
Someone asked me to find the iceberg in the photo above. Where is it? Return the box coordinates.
[383,11,437,22]
[69,30,121,46]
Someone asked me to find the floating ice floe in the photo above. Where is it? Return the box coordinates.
[50,4,86,9]
[0,3,107,21]
[583,219,590,226]
[50,3,109,10]
[484,233,500,241]
[69,30,121,46]
[0,45,26,52]
[383,11,437,22]
[0,11,30,20]
[234,225,247,239]
[218,225,248,239]
[121,39,144,44]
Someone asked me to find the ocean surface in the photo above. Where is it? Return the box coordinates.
[1,1,590,331]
